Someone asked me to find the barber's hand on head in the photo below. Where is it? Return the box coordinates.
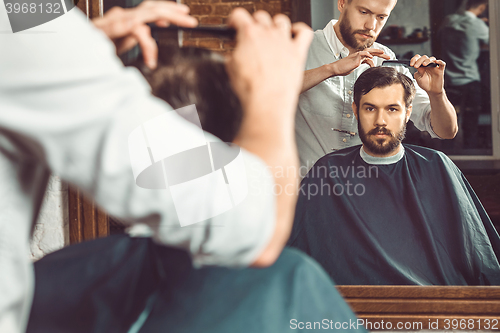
[226,9,313,114]
[410,54,446,95]
[331,49,390,76]
[92,1,198,69]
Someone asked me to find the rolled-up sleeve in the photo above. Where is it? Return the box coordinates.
[474,18,489,43]
[0,9,276,268]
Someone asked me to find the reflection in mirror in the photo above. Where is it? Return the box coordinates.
[303,0,500,286]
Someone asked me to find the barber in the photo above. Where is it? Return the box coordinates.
[0,2,312,332]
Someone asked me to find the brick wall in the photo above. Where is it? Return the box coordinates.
[180,0,292,53]
[30,176,69,260]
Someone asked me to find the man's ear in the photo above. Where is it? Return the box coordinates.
[479,3,488,14]
[338,0,346,13]
[405,105,413,123]
[352,102,358,120]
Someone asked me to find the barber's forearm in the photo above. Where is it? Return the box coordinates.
[234,97,299,267]
[428,91,458,139]
[301,64,335,94]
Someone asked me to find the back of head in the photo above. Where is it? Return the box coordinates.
[466,0,488,10]
[353,67,416,108]
[135,45,243,143]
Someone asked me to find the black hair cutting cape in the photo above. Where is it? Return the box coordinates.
[27,234,365,333]
[288,144,500,285]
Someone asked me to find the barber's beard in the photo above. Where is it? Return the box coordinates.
[339,13,376,51]
[358,121,406,156]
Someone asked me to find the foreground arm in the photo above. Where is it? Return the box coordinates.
[0,6,312,268]
[227,9,313,266]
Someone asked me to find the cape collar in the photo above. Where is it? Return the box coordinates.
[359,145,405,165]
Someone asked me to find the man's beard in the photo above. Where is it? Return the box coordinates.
[339,12,376,51]
[358,120,406,156]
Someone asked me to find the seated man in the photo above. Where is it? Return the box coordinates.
[288,67,500,285]
[27,46,364,333]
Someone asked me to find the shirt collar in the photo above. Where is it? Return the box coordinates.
[323,19,350,59]
[359,145,405,165]
[465,10,477,19]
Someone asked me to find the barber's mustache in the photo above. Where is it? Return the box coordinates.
[367,127,393,136]
[353,30,375,38]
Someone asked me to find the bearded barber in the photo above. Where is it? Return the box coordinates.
[297,0,458,171]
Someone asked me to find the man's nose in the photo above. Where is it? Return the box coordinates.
[364,16,377,32]
[374,111,387,126]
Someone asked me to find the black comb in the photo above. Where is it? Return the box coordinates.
[150,25,237,38]
[382,60,438,68]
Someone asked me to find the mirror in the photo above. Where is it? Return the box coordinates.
[308,0,499,286]
[97,0,499,286]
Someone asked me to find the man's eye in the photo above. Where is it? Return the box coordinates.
[360,10,367,14]
[366,107,375,111]
[378,16,386,20]
[389,108,398,112]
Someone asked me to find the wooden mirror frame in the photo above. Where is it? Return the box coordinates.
[337,285,500,330]
[68,0,109,244]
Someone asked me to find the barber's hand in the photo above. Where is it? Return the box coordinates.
[410,54,446,95]
[226,9,313,114]
[92,1,198,69]
[331,49,390,76]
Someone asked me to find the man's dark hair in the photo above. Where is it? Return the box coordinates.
[134,45,242,143]
[346,0,397,6]
[353,67,416,109]
[466,0,488,10]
